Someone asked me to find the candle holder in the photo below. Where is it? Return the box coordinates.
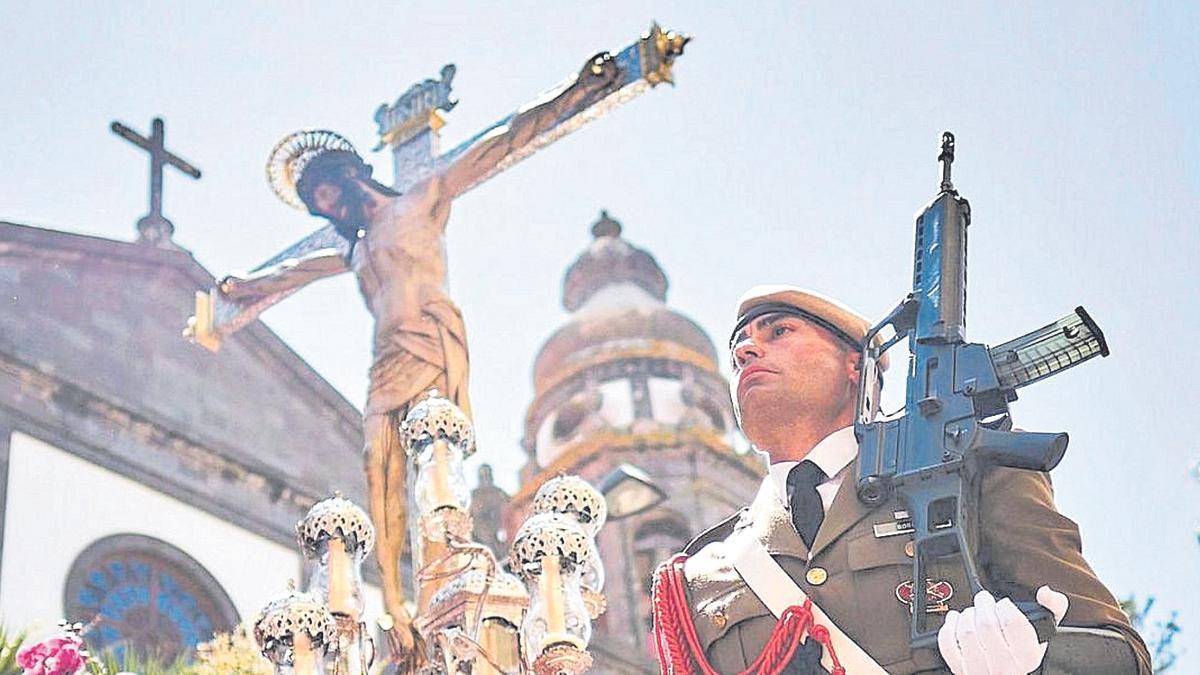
[510,513,594,675]
[403,389,476,513]
[254,585,339,675]
[530,475,608,618]
[331,614,374,675]
[417,505,474,542]
[405,390,479,619]
[530,475,607,535]
[297,495,374,617]
[296,496,375,673]
[530,642,595,675]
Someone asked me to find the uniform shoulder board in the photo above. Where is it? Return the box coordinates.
[683,508,746,555]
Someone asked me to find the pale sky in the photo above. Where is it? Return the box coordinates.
[2,1,1197,668]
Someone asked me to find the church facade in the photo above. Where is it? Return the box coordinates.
[0,220,378,659]
[1,209,762,671]
[504,212,764,674]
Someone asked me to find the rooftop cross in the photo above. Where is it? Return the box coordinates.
[111,117,202,247]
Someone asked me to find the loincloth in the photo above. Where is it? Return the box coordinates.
[365,298,472,418]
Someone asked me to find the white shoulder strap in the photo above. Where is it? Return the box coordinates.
[729,533,889,674]
[729,531,807,618]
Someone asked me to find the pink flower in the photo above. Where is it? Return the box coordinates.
[17,635,88,675]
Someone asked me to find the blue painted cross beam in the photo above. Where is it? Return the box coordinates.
[111,117,202,247]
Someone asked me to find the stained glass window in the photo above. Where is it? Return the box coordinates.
[64,534,238,661]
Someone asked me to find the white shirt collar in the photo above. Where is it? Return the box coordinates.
[767,426,859,506]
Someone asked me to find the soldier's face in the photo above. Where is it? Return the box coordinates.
[731,313,859,440]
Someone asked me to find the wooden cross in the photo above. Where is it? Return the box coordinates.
[111,117,202,246]
[187,23,688,349]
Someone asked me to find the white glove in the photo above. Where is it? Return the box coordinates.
[937,586,1069,675]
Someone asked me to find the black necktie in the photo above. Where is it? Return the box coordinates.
[781,638,830,675]
[787,460,827,549]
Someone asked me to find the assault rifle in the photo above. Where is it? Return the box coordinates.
[853,133,1110,651]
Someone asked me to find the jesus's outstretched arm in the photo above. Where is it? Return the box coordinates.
[433,52,622,200]
[186,245,349,351]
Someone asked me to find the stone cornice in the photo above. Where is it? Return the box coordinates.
[0,351,326,542]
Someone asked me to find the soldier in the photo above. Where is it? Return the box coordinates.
[651,285,1151,674]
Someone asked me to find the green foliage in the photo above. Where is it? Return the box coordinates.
[89,648,193,675]
[0,625,28,675]
[1123,595,1183,673]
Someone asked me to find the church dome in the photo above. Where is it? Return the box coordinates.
[562,210,667,312]
[532,212,718,395]
[508,212,765,663]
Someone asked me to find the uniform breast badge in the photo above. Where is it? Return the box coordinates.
[873,510,953,539]
[895,579,954,614]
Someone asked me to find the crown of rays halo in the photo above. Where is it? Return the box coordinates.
[266,129,360,210]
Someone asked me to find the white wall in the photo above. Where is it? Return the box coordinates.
[0,431,304,634]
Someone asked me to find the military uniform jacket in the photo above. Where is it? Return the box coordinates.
[678,457,1151,674]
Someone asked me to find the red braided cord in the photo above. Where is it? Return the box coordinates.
[662,554,719,674]
[743,602,813,672]
[652,555,702,673]
[651,557,688,672]
[651,554,846,675]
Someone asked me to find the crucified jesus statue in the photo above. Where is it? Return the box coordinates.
[185,24,688,667]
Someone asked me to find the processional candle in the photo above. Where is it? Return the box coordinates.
[511,512,594,659]
[297,496,373,621]
[404,390,474,515]
[403,389,477,617]
[253,586,337,675]
[323,536,360,618]
[530,474,609,616]
[292,632,318,674]
[415,436,471,511]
